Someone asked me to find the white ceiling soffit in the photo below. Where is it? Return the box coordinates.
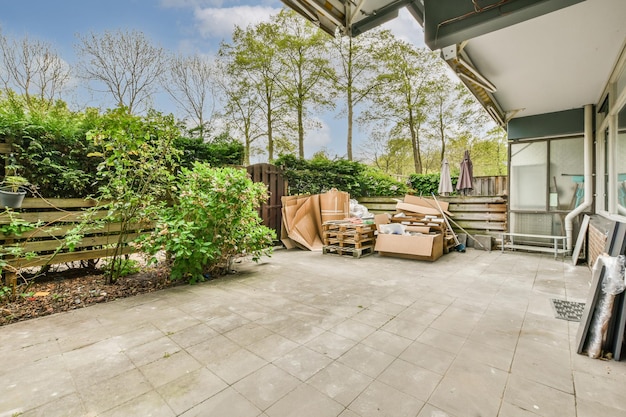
[461,0,626,121]
[280,0,424,36]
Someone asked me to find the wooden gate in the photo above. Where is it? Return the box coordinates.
[246,163,286,239]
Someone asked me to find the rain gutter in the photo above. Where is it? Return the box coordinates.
[565,104,593,251]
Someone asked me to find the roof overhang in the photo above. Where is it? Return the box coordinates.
[280,0,424,37]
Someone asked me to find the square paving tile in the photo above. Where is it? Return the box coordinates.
[348,380,424,417]
[377,358,442,401]
[265,383,344,417]
[233,364,301,411]
[273,345,333,381]
[307,361,373,406]
[503,374,575,416]
[429,358,508,417]
[337,343,395,378]
[179,387,261,417]
[157,367,227,415]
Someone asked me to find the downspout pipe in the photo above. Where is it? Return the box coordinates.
[565,104,594,251]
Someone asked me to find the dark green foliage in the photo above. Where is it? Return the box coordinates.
[174,132,244,169]
[0,95,102,197]
[274,154,408,197]
[0,95,245,198]
[407,173,458,196]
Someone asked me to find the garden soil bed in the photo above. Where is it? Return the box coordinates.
[1,265,177,327]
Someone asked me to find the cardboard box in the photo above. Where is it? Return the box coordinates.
[374,213,443,261]
[401,195,452,216]
[375,233,443,261]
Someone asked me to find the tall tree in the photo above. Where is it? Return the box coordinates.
[0,32,71,108]
[427,76,458,165]
[273,10,336,159]
[360,34,443,174]
[330,29,387,160]
[217,66,265,165]
[218,22,288,162]
[162,53,218,139]
[75,29,167,114]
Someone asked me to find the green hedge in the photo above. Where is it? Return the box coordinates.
[274,154,409,197]
[407,173,459,196]
[0,97,244,198]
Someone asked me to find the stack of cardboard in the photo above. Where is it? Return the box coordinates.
[281,189,350,251]
[374,195,454,261]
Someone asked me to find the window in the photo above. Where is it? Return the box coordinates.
[509,136,584,236]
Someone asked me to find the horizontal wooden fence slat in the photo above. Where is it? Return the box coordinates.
[11,246,136,269]
[0,210,109,225]
[0,142,12,154]
[4,233,143,254]
[448,203,507,213]
[2,222,154,240]
[451,212,507,222]
[19,198,102,209]
[1,198,152,273]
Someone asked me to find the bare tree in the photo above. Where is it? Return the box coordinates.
[0,31,71,107]
[75,29,167,114]
[163,53,218,138]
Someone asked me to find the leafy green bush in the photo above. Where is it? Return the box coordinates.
[143,163,275,283]
[274,154,408,197]
[0,95,102,197]
[358,166,409,197]
[0,94,245,198]
[407,173,459,196]
[89,108,181,282]
[175,132,245,169]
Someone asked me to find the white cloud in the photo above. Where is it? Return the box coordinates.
[304,118,334,158]
[381,8,426,48]
[194,6,280,39]
[160,0,224,8]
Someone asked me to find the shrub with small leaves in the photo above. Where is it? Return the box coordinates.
[143,163,275,283]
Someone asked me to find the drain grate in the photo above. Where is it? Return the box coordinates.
[551,299,585,322]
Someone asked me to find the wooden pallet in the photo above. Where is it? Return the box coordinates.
[322,221,376,247]
[322,244,374,258]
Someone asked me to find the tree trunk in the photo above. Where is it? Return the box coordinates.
[346,39,353,161]
[298,97,304,159]
[408,109,422,174]
[439,110,445,163]
[347,92,353,161]
[266,95,274,161]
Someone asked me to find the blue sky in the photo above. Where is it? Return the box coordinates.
[0,0,425,159]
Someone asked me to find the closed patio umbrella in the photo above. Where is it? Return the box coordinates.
[456,150,474,196]
[438,158,453,196]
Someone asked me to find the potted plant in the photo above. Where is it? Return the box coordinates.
[1,155,30,208]
[0,175,29,208]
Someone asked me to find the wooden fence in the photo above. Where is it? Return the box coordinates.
[357,195,508,236]
[1,198,149,286]
[470,176,507,197]
[247,163,286,240]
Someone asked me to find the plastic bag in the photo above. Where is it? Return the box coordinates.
[349,199,370,218]
[601,254,626,295]
[379,223,405,235]
[587,254,626,358]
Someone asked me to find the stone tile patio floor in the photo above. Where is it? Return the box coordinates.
[2,248,626,417]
